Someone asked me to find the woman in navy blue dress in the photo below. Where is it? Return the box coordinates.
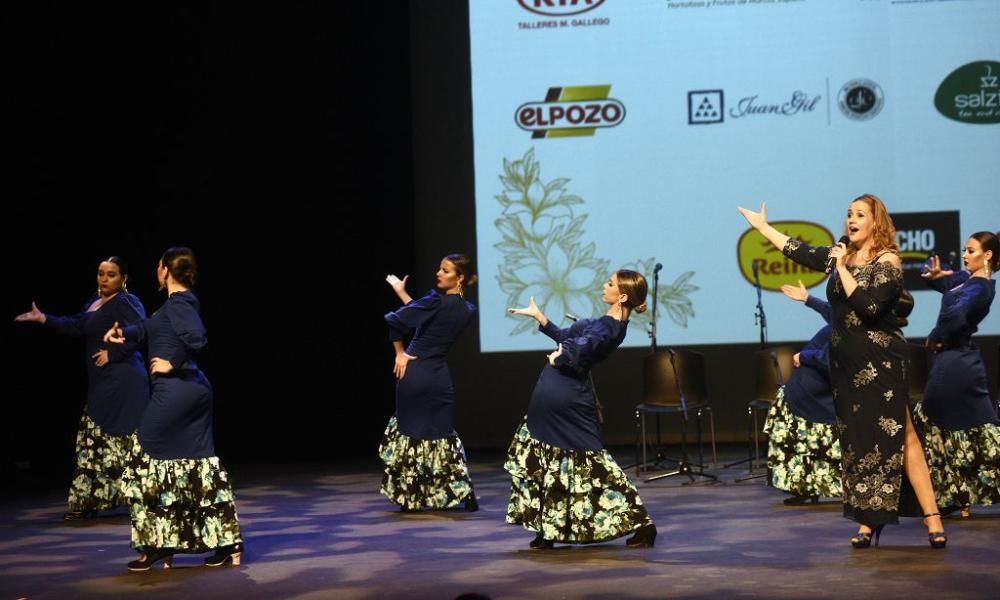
[105,247,242,571]
[505,270,656,549]
[915,231,1000,518]
[15,257,149,521]
[764,281,842,505]
[379,254,478,511]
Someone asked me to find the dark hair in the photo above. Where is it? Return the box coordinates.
[102,256,129,277]
[444,253,478,286]
[161,247,199,288]
[970,231,1000,272]
[615,269,648,314]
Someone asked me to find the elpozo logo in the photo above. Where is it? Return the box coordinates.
[737,222,834,291]
[518,0,606,16]
[516,85,625,138]
[838,78,884,121]
[934,60,1000,124]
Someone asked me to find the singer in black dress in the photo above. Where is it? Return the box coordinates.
[379,254,479,511]
[739,195,947,548]
[914,233,1000,517]
[505,270,656,549]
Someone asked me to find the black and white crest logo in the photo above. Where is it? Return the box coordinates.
[838,79,884,121]
[688,90,724,125]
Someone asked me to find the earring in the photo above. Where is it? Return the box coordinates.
[123,281,129,293]
[456,282,464,297]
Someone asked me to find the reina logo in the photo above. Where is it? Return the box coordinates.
[518,0,606,16]
[934,60,1000,124]
[516,85,625,138]
[737,222,834,291]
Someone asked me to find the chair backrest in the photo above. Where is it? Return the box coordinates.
[642,350,682,407]
[754,345,799,402]
[908,343,930,400]
[672,348,709,407]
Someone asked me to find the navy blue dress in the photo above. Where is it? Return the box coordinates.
[123,291,215,460]
[526,316,627,451]
[385,290,476,440]
[922,273,998,430]
[784,296,836,425]
[45,293,150,436]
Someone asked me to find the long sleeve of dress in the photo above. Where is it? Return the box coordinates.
[163,295,207,369]
[928,282,991,347]
[549,320,615,378]
[782,238,830,273]
[107,295,146,363]
[798,326,831,371]
[805,296,833,324]
[846,262,903,325]
[43,308,88,337]
[538,320,573,344]
[384,291,441,341]
[924,270,970,294]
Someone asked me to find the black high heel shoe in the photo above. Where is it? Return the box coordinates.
[850,524,884,548]
[464,494,479,512]
[529,533,553,550]
[63,510,98,521]
[127,548,174,571]
[923,512,947,549]
[626,524,657,548]
[205,544,244,567]
[783,495,819,505]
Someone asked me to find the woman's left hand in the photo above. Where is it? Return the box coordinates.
[547,343,563,366]
[149,357,174,375]
[92,349,109,367]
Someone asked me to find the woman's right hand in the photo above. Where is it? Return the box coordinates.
[103,321,125,344]
[921,255,954,281]
[736,202,767,230]
[393,352,417,380]
[780,279,808,303]
[386,274,409,294]
[507,296,541,319]
[793,352,801,368]
[13,301,45,324]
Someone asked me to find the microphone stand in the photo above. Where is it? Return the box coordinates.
[649,263,661,353]
[754,262,767,349]
[727,260,769,478]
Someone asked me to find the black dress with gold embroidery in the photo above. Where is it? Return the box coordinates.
[783,239,921,526]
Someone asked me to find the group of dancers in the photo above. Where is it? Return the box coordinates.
[15,248,243,571]
[15,197,997,565]
[381,195,999,551]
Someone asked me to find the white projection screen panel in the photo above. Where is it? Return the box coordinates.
[470,0,999,352]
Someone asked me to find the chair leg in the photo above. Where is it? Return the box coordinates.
[707,409,718,469]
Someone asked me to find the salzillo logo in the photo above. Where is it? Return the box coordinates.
[516,85,625,138]
[688,90,724,125]
[518,0,606,17]
[838,78,884,121]
[934,60,1000,124]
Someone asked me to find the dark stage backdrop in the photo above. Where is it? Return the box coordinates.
[5,3,417,483]
[408,1,1000,449]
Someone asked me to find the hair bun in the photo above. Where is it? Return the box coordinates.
[633,303,648,314]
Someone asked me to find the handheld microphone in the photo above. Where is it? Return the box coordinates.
[653,263,663,274]
[565,313,579,322]
[825,236,850,274]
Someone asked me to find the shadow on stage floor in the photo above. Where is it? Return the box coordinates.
[2,448,999,599]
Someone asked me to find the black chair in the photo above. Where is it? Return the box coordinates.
[908,343,930,403]
[634,349,717,483]
[728,345,798,479]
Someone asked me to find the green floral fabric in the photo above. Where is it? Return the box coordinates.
[505,419,652,543]
[67,410,138,512]
[764,387,843,498]
[379,416,474,510]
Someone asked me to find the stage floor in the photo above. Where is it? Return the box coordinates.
[3,450,999,599]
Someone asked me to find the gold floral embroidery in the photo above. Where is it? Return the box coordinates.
[783,239,802,254]
[845,311,862,328]
[853,361,878,388]
[867,331,892,348]
[842,444,904,512]
[867,302,878,314]
[879,416,902,437]
[883,390,894,402]
[882,361,892,369]
[831,329,842,347]
[852,404,861,413]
